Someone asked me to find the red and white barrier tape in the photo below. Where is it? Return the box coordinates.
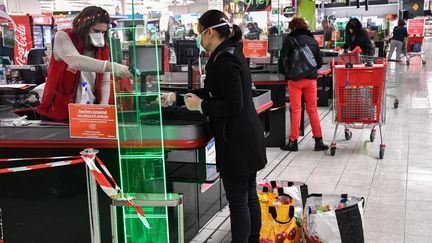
[0,156,80,163]
[0,158,84,174]
[0,152,150,229]
[81,154,150,229]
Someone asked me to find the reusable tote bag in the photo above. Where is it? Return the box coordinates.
[258,180,309,221]
[258,191,301,243]
[302,194,365,243]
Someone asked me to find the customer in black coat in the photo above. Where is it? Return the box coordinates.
[344,18,375,56]
[162,10,267,243]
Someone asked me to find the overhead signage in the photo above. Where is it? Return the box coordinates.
[408,18,425,35]
[283,6,295,17]
[243,40,268,58]
[244,0,272,12]
[69,104,117,139]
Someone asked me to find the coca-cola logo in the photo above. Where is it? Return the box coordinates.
[13,23,31,65]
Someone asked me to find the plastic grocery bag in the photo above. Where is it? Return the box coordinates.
[257,181,309,221]
[258,191,300,243]
[302,194,365,243]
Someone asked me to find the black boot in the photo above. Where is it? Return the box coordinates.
[280,139,298,151]
[314,137,329,151]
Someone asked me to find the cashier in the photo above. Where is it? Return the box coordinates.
[163,10,267,243]
[35,6,132,121]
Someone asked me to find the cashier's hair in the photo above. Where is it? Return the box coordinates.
[73,6,110,46]
[198,10,243,42]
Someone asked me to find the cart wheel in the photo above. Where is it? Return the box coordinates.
[331,147,336,156]
[394,99,399,109]
[370,130,376,142]
[345,130,353,140]
[379,147,385,159]
[406,61,410,65]
[423,61,426,65]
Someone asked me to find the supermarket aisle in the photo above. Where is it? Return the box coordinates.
[191,41,432,243]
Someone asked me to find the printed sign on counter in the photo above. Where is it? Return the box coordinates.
[314,35,324,48]
[69,104,117,139]
[243,40,268,58]
[205,138,216,165]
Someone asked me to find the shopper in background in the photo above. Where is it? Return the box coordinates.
[344,18,375,56]
[36,6,132,121]
[245,22,262,40]
[268,25,279,36]
[388,19,408,62]
[163,9,267,243]
[279,17,329,152]
[187,28,198,38]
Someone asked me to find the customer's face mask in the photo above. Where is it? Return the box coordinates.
[196,21,231,53]
[89,32,105,47]
[195,19,232,87]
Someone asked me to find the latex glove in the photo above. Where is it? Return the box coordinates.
[111,62,133,78]
[184,93,203,112]
[160,92,176,107]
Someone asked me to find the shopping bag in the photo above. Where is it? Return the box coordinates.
[258,180,309,221]
[259,191,301,243]
[302,194,365,243]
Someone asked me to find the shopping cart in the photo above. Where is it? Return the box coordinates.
[330,56,388,159]
[362,55,400,109]
[337,51,399,109]
[402,35,426,65]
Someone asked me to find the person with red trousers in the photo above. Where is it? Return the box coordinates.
[279,17,329,151]
[36,6,132,121]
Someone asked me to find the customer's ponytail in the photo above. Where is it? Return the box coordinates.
[229,24,243,42]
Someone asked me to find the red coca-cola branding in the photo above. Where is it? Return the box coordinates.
[10,16,33,65]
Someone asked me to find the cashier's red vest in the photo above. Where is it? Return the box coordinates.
[36,29,113,121]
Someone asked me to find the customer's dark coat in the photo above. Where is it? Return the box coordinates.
[186,40,267,178]
[344,18,375,56]
[279,28,323,79]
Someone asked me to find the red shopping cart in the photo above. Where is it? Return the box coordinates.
[402,35,426,65]
[330,57,388,159]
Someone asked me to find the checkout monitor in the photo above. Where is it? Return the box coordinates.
[19,48,47,85]
[267,35,284,52]
[129,45,165,75]
[175,39,199,65]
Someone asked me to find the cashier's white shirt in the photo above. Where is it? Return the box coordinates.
[53,30,110,104]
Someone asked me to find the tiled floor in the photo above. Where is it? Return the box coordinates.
[191,41,432,243]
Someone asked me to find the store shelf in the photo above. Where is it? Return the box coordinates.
[424,16,432,35]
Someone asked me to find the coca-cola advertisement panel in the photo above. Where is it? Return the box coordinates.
[10,16,33,65]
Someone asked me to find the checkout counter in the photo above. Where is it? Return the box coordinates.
[0,70,272,242]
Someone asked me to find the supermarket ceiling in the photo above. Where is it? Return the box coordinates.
[38,0,200,13]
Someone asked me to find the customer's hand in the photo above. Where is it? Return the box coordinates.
[184,93,202,112]
[160,92,176,107]
[109,62,133,78]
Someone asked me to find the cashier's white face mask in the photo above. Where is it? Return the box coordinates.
[89,32,105,47]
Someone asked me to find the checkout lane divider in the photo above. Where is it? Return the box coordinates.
[0,150,151,229]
